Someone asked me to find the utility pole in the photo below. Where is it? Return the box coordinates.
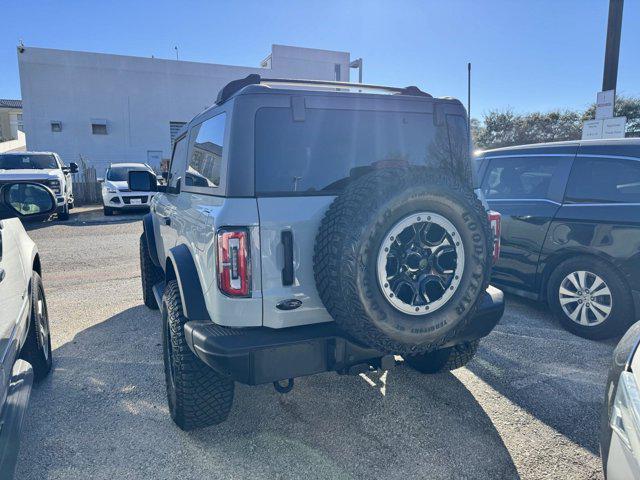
[174,46,179,61]
[602,0,624,92]
[350,58,363,83]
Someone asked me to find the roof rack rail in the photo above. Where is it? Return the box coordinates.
[215,74,432,105]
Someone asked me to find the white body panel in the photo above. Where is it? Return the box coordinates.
[0,218,35,415]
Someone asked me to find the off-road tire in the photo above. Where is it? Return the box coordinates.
[103,206,114,216]
[57,204,69,221]
[314,167,492,355]
[162,280,235,430]
[140,233,163,309]
[20,272,53,382]
[547,256,634,340]
[404,340,479,374]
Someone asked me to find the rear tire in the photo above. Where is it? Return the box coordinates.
[162,280,234,430]
[20,272,53,382]
[103,206,114,216]
[140,233,163,310]
[547,256,634,340]
[405,341,478,374]
[57,204,69,221]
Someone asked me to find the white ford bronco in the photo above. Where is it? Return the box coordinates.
[133,75,504,430]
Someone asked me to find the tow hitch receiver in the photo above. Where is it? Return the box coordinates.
[273,378,294,394]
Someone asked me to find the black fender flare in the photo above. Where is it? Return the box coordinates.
[142,213,161,268]
[167,244,211,321]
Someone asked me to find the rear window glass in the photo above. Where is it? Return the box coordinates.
[565,157,640,204]
[186,113,226,189]
[255,107,457,195]
[482,156,561,199]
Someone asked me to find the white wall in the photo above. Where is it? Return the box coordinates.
[18,45,350,174]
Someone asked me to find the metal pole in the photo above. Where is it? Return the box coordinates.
[174,46,179,61]
[358,59,363,84]
[602,0,624,92]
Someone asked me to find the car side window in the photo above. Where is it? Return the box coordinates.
[565,157,640,204]
[482,156,561,199]
[168,136,187,190]
[185,112,226,189]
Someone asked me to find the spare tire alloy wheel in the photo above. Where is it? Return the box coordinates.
[377,212,464,315]
[559,270,612,326]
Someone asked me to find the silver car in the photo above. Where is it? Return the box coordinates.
[601,320,640,478]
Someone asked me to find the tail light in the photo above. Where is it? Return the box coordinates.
[217,228,251,297]
[488,211,501,264]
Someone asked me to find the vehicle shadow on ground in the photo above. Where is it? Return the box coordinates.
[17,305,519,480]
[22,211,144,231]
[468,293,617,457]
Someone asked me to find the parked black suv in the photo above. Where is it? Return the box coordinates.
[476,138,640,339]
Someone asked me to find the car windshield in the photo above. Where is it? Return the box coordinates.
[107,166,144,181]
[0,154,58,170]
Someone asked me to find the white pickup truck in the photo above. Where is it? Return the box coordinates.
[0,152,78,220]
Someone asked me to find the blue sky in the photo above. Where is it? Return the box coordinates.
[1,0,638,118]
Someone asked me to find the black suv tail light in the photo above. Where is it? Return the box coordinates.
[488,211,501,264]
[217,228,251,297]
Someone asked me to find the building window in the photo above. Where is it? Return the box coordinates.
[51,121,62,133]
[334,64,341,81]
[170,121,187,143]
[17,114,23,131]
[91,120,108,135]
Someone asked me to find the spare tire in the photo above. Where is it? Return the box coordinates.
[314,167,492,355]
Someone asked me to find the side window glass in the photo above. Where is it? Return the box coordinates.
[482,156,560,199]
[168,136,187,189]
[565,157,640,204]
[186,113,226,188]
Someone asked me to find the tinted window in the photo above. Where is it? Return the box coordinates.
[169,136,187,189]
[107,166,143,181]
[186,113,226,188]
[0,154,57,170]
[482,156,560,199]
[565,157,640,204]
[255,108,454,194]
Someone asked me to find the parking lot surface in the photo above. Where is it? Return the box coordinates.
[15,209,614,480]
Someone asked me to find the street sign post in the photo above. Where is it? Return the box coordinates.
[596,90,615,119]
[582,120,603,140]
[602,116,627,138]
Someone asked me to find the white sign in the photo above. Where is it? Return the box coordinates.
[582,119,603,140]
[596,90,615,119]
[602,116,627,139]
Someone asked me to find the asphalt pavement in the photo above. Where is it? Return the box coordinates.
[14,207,614,479]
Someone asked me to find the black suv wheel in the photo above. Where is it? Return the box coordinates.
[162,280,235,430]
[404,340,479,374]
[547,256,634,339]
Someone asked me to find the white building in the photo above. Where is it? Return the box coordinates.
[17,44,351,174]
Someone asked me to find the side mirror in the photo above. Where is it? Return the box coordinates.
[0,182,57,220]
[97,177,105,183]
[128,170,158,192]
[69,162,79,174]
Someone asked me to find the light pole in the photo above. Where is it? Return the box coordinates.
[350,58,363,83]
[602,0,624,93]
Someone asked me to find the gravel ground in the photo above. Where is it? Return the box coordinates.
[14,209,615,480]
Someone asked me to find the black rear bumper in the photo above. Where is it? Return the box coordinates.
[184,285,504,385]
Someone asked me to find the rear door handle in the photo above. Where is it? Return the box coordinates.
[158,214,171,226]
[0,268,5,283]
